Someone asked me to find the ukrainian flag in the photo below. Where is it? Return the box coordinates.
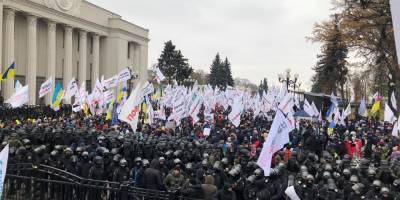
[117,85,128,103]
[2,62,15,80]
[52,82,63,111]
[106,100,115,121]
[327,121,335,136]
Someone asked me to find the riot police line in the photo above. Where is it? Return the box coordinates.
[0,103,400,200]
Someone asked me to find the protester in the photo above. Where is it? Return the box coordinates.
[1,85,400,200]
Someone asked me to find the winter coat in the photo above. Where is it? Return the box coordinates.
[202,184,218,200]
[212,189,237,200]
[163,173,186,191]
[143,160,165,191]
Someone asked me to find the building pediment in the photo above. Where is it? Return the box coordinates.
[41,0,81,16]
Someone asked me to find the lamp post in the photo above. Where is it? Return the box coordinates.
[278,70,301,92]
[127,68,139,95]
[184,76,195,88]
[388,74,398,116]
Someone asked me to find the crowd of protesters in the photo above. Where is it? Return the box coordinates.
[0,103,400,200]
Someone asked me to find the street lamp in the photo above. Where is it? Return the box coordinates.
[388,73,398,116]
[278,71,301,91]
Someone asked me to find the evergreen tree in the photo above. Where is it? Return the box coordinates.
[209,53,222,89]
[156,41,192,84]
[311,15,348,97]
[175,50,193,85]
[157,41,177,83]
[223,58,234,87]
[258,78,268,96]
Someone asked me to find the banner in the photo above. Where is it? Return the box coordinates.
[228,98,243,127]
[104,90,116,105]
[257,110,290,176]
[155,68,166,83]
[39,77,53,98]
[64,78,78,99]
[119,83,142,129]
[141,81,155,97]
[0,144,9,198]
[6,85,29,108]
[117,67,132,83]
[103,75,118,89]
[189,93,203,124]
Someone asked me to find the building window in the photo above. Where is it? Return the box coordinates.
[90,37,93,54]
[77,61,79,81]
[77,32,80,52]
[62,59,64,77]
[63,30,65,48]
[128,43,131,59]
[88,63,93,93]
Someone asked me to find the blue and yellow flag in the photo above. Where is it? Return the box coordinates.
[2,62,15,80]
[106,100,115,121]
[327,121,335,136]
[52,82,63,111]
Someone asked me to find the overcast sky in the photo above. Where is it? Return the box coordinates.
[88,0,334,89]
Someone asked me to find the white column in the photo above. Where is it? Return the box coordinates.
[133,43,140,86]
[64,26,73,104]
[133,43,140,74]
[46,20,56,105]
[27,15,37,105]
[91,34,99,90]
[3,8,15,100]
[79,30,87,86]
[139,44,148,83]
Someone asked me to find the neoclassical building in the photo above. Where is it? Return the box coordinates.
[0,0,149,105]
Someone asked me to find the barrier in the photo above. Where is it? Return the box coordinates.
[2,163,198,200]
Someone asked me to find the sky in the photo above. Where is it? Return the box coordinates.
[88,0,334,90]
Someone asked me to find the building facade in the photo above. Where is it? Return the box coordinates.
[0,0,149,105]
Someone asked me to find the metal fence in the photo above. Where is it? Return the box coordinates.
[1,163,198,200]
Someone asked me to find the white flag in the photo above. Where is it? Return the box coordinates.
[155,68,166,83]
[15,80,23,91]
[189,93,203,124]
[78,81,87,105]
[104,90,115,104]
[64,78,78,99]
[257,110,290,176]
[118,83,142,130]
[141,81,155,97]
[285,186,301,200]
[103,75,118,89]
[145,97,154,124]
[311,102,319,117]
[0,144,9,198]
[117,67,132,83]
[6,85,29,108]
[339,103,352,125]
[303,99,314,117]
[385,103,397,123]
[358,98,368,117]
[228,98,243,127]
[391,92,397,110]
[39,77,53,98]
[393,120,399,138]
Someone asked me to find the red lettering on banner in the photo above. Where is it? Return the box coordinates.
[127,106,140,121]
